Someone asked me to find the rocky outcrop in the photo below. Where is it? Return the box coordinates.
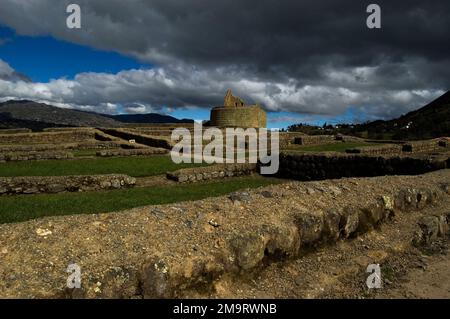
[0,174,136,195]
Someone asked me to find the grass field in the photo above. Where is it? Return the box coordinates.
[0,176,283,224]
[71,149,99,157]
[283,142,383,153]
[0,155,205,177]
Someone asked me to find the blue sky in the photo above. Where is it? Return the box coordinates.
[2,25,332,128]
[0,26,145,82]
[0,1,446,130]
[0,24,436,129]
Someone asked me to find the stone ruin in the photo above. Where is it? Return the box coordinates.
[223,89,246,107]
[210,90,267,128]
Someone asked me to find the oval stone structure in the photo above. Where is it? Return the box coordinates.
[210,90,267,128]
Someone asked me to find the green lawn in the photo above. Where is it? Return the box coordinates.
[283,142,383,153]
[0,176,283,224]
[71,149,99,157]
[0,155,205,177]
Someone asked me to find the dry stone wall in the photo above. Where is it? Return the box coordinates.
[96,148,168,157]
[167,163,257,182]
[275,153,448,181]
[0,151,73,162]
[100,129,173,149]
[43,127,92,132]
[402,140,445,153]
[0,128,32,134]
[0,144,72,152]
[346,144,403,156]
[0,174,136,195]
[348,139,447,156]
[0,130,95,144]
[290,135,364,146]
[0,141,141,153]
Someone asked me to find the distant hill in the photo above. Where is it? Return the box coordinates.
[0,100,194,131]
[354,91,450,140]
[0,100,121,130]
[288,91,450,140]
[108,113,194,124]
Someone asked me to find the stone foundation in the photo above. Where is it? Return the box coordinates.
[348,139,448,155]
[0,174,136,195]
[100,129,173,149]
[167,163,257,183]
[346,144,403,155]
[0,151,74,162]
[275,153,448,181]
[96,148,168,157]
[0,130,95,144]
[0,128,32,134]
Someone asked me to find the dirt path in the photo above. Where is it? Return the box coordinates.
[196,199,450,299]
[378,246,450,298]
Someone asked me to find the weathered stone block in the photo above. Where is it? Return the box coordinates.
[230,233,266,270]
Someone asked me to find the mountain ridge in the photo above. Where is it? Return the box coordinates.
[0,100,194,131]
[287,91,450,140]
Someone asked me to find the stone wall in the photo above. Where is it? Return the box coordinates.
[0,151,73,162]
[43,127,91,132]
[275,153,447,181]
[96,148,168,157]
[124,123,196,129]
[127,129,174,137]
[278,132,306,148]
[100,129,173,149]
[347,139,448,156]
[167,163,257,182]
[402,140,444,153]
[0,141,141,153]
[346,144,403,156]
[291,135,338,146]
[75,141,140,150]
[0,144,70,152]
[0,128,32,134]
[0,174,136,195]
[93,130,147,149]
[210,105,267,128]
[0,130,95,144]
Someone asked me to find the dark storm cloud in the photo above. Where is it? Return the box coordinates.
[0,0,448,119]
[0,59,32,82]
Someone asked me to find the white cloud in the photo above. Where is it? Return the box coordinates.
[0,58,445,120]
[0,1,448,121]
